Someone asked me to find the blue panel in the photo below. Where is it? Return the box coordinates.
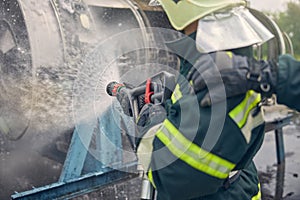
[60,106,124,181]
[97,108,123,166]
[59,123,95,182]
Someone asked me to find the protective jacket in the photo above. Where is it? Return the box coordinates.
[142,33,264,200]
[277,54,300,111]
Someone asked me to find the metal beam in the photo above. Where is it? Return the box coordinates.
[264,114,293,133]
[11,163,138,200]
[265,114,293,165]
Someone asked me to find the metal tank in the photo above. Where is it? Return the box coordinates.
[0,0,174,139]
[0,1,178,199]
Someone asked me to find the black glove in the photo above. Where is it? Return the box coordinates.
[116,87,133,116]
[187,52,277,106]
[136,103,166,146]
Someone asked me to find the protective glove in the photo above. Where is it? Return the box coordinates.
[116,87,133,117]
[136,103,166,146]
[186,52,277,106]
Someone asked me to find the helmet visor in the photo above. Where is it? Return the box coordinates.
[196,7,274,53]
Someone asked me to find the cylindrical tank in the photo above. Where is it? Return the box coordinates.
[0,0,174,139]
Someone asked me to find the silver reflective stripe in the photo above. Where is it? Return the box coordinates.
[137,124,162,171]
[229,170,239,178]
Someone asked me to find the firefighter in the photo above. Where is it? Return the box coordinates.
[132,0,272,199]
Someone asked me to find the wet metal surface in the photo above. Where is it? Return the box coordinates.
[72,177,142,200]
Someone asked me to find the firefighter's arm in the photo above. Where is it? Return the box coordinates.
[276,54,300,111]
[188,51,277,107]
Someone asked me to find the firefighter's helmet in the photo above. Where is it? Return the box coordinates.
[149,0,246,30]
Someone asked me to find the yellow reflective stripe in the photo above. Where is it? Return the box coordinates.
[163,120,235,170]
[147,168,156,188]
[229,90,261,128]
[226,51,233,59]
[156,130,230,179]
[171,84,182,104]
[252,183,262,200]
[156,119,236,179]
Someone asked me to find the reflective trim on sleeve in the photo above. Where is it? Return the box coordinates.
[229,90,264,143]
[251,183,262,200]
[171,84,183,104]
[147,168,156,188]
[156,119,236,179]
[229,90,261,128]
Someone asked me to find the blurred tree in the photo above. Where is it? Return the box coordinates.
[272,0,300,57]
